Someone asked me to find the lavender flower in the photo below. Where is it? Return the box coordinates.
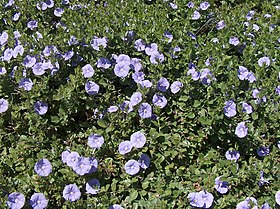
[34,101,48,115]
[130,131,146,148]
[82,64,94,78]
[118,141,133,155]
[96,57,111,69]
[261,203,270,209]
[246,72,256,83]
[114,63,130,78]
[0,98,9,113]
[198,191,214,208]
[170,81,183,94]
[30,193,48,209]
[63,184,81,202]
[200,68,214,85]
[88,157,98,174]
[0,31,8,46]
[225,150,240,161]
[152,94,167,108]
[163,31,173,43]
[130,58,142,71]
[34,158,52,176]
[276,191,280,205]
[214,177,229,194]
[130,92,142,106]
[236,197,258,209]
[238,66,249,80]
[86,178,100,194]
[27,20,38,30]
[107,105,118,113]
[72,157,91,175]
[138,153,150,169]
[132,71,145,83]
[85,81,99,95]
[246,10,255,20]
[22,55,36,68]
[200,1,210,10]
[187,1,194,8]
[3,48,13,62]
[109,204,124,209]
[114,54,131,64]
[170,2,178,9]
[257,146,270,157]
[0,67,6,75]
[258,57,270,67]
[124,159,140,175]
[242,102,253,114]
[19,78,33,91]
[258,171,269,186]
[145,43,158,56]
[12,45,24,58]
[54,8,64,17]
[91,36,107,51]
[235,122,248,138]
[224,100,237,118]
[32,63,46,76]
[63,51,74,61]
[140,80,153,88]
[217,20,226,30]
[150,51,164,64]
[138,103,152,118]
[134,39,146,51]
[157,77,170,92]
[229,37,239,46]
[88,134,104,149]
[65,151,80,167]
[192,11,201,20]
[7,193,25,209]
[120,101,133,113]
[188,192,204,208]
[61,150,70,164]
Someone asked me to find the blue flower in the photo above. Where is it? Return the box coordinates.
[130,92,142,106]
[214,177,229,194]
[88,134,104,149]
[118,141,133,155]
[152,94,167,108]
[224,100,237,118]
[157,77,170,92]
[19,78,33,91]
[7,192,25,209]
[65,151,80,167]
[138,103,152,119]
[30,193,48,209]
[63,184,81,202]
[225,150,240,161]
[86,178,100,194]
[114,62,130,78]
[34,158,52,177]
[258,57,270,67]
[242,102,253,114]
[130,131,146,148]
[72,157,91,175]
[85,81,99,95]
[34,101,48,115]
[96,57,111,69]
[82,64,94,78]
[170,81,183,94]
[109,204,124,209]
[124,159,140,175]
[257,146,270,157]
[235,122,248,138]
[138,153,150,169]
[0,98,9,113]
[229,37,239,46]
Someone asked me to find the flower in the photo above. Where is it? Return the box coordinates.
[157,77,170,92]
[130,92,142,106]
[88,134,104,149]
[224,100,237,118]
[214,177,229,194]
[238,66,249,80]
[145,43,158,56]
[22,55,36,68]
[140,80,152,88]
[4,48,13,62]
[132,71,145,83]
[91,36,108,51]
[187,1,194,8]
[107,105,118,113]
[152,94,167,108]
[0,67,6,75]
[34,101,48,115]
[0,31,8,46]
[260,203,270,209]
[200,1,210,10]
[252,89,260,98]
[276,191,280,205]
[88,157,98,174]
[85,81,99,95]
[130,58,142,71]
[27,20,38,30]
[187,192,204,208]
[118,141,133,155]
[170,81,183,94]
[246,72,256,83]
[124,159,140,175]
[30,193,48,209]
[19,78,33,91]
[109,205,124,209]
[192,11,201,20]
[198,191,214,208]
[225,150,240,160]
[257,146,270,157]
[138,103,152,118]
[217,20,226,30]
[229,37,239,46]
[134,39,146,51]
[82,64,94,78]
[120,101,133,113]
[138,153,150,169]
[200,68,214,85]
[114,62,130,78]
[170,2,178,9]
[114,54,131,65]
[63,184,81,202]
[246,10,255,20]
[258,57,270,67]
[86,178,100,194]
[163,31,173,43]
[0,98,9,113]
[258,171,269,186]
[65,151,80,167]
[12,45,24,58]
[130,131,146,148]
[34,159,52,177]
[236,197,258,209]
[276,86,280,96]
[32,63,46,76]
[150,51,164,64]
[61,150,70,164]
[54,8,64,17]
[235,122,248,138]
[7,192,25,209]
[96,57,111,69]
[242,102,253,114]
[72,157,91,175]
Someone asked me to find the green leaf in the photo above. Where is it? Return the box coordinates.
[97,119,107,128]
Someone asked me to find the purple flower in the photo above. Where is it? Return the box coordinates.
[3,48,13,62]
[96,57,111,69]
[54,8,64,17]
[114,62,130,78]
[246,72,256,83]
[12,45,24,58]
[214,177,229,194]
[7,192,25,209]
[0,67,6,75]
[65,151,80,167]
[72,157,91,175]
[261,203,270,209]
[22,55,36,68]
[225,150,240,161]
[157,77,170,92]
[43,46,58,57]
[253,24,260,31]
[138,153,150,169]
[252,89,260,99]
[114,54,131,65]
[217,20,226,30]
[88,157,98,174]
[82,64,94,78]
[0,31,8,46]
[124,159,140,175]
[242,102,253,114]
[138,103,152,119]
[0,98,9,113]
[120,101,133,113]
[246,10,255,20]
[145,43,158,56]
[150,51,164,64]
[276,191,280,205]
[200,68,214,85]
[34,158,52,177]
[130,92,142,106]
[170,81,183,94]
[238,66,249,80]
[86,178,100,194]
[152,94,167,108]
[85,81,99,95]
[130,131,146,148]
[32,63,47,76]
[109,204,124,209]
[188,192,204,208]
[192,11,201,20]
[118,141,133,155]
[63,51,74,61]
[236,197,258,209]
[34,101,48,115]
[187,1,194,8]
[200,1,210,10]
[163,31,173,43]
[140,80,152,88]
[107,105,118,113]
[229,37,239,46]
[30,193,48,209]
[134,39,146,51]
[188,68,200,80]
[19,78,33,91]
[132,71,145,83]
[198,191,214,208]
[258,171,269,186]
[257,146,270,157]
[27,20,38,30]
[170,2,178,9]
[61,150,70,164]
[88,134,104,149]
[63,184,81,202]
[235,122,248,138]
[91,36,107,51]
[258,57,270,67]
[130,58,142,71]
[224,100,237,118]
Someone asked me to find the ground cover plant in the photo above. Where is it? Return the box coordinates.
[0,0,279,208]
